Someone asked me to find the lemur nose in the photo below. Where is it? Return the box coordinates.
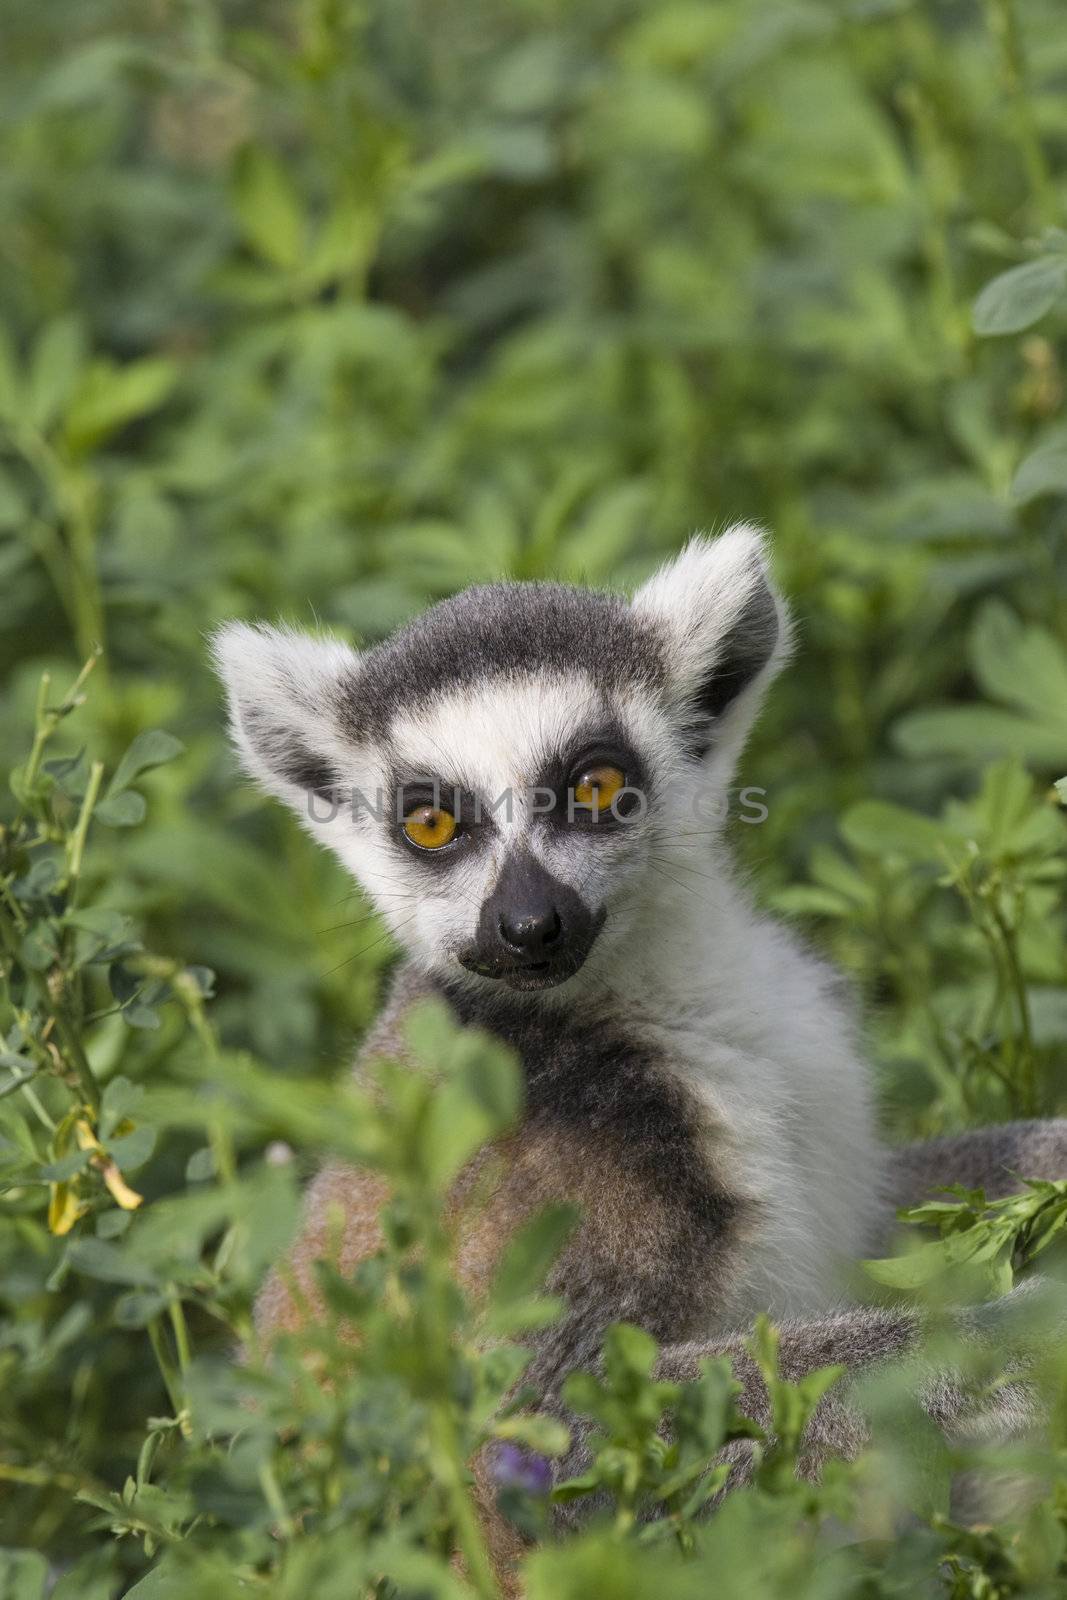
[499,906,562,956]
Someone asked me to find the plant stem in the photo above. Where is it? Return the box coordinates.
[429,1403,498,1599]
[21,672,54,798]
[168,1294,193,1375]
[21,1081,57,1132]
[987,894,1037,1116]
[984,0,1056,225]
[147,1319,184,1419]
[66,761,104,900]
[50,1006,101,1115]
[897,76,967,358]
[0,1460,104,1496]
[10,427,107,664]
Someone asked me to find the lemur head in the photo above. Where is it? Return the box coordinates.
[213,526,790,999]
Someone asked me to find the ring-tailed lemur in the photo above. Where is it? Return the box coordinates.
[213,526,1067,1522]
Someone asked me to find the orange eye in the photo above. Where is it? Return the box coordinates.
[572,764,625,813]
[403,806,457,850]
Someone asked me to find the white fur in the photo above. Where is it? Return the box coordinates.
[633,524,794,791]
[213,530,883,1325]
[210,622,363,807]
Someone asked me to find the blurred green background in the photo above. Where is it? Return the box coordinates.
[2,0,1066,1119]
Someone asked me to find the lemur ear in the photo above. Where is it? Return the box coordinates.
[210,623,360,806]
[631,525,791,758]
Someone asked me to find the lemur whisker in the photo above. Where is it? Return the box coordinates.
[647,853,722,889]
[645,860,705,901]
[318,913,418,980]
[316,903,413,936]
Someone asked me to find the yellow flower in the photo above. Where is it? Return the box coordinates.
[45,1109,144,1236]
[75,1119,144,1211]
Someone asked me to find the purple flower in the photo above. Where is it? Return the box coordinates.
[490,1442,553,1496]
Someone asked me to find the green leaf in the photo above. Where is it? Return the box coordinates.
[403,998,461,1067]
[95,790,148,827]
[770,886,851,917]
[39,1149,92,1182]
[972,256,1067,336]
[549,1472,601,1505]
[420,1074,501,1190]
[121,1563,190,1600]
[63,357,178,454]
[862,1228,991,1289]
[66,909,135,943]
[945,757,1063,857]
[840,800,947,861]
[603,1321,659,1381]
[123,1003,162,1031]
[232,147,305,271]
[100,1075,146,1139]
[114,1289,169,1328]
[105,1125,156,1170]
[493,1414,571,1456]
[0,323,20,418]
[893,706,1067,766]
[96,1209,131,1240]
[67,1237,159,1287]
[491,1204,578,1306]
[43,748,89,800]
[19,924,58,971]
[0,1549,48,1600]
[108,730,185,797]
[184,965,216,998]
[1011,429,1067,504]
[452,1030,522,1130]
[968,601,1067,726]
[25,315,87,431]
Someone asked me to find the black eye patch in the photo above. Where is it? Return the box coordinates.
[531,727,647,826]
[387,772,483,863]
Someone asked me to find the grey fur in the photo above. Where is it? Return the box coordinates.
[330,569,780,750]
[888,1120,1067,1209]
[335,582,667,743]
[553,1279,1061,1531]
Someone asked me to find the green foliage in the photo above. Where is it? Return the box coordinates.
[866,1176,1067,1297]
[817,757,1067,1127]
[2,0,1067,1593]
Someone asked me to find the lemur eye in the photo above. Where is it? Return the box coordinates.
[403,805,457,851]
[572,764,625,814]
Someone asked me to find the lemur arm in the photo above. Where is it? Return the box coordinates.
[549,1287,1046,1529]
[664,1290,1043,1484]
[653,1127,1067,1485]
[551,1125,1067,1520]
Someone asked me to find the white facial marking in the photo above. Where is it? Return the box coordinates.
[363,674,659,982]
[213,527,791,994]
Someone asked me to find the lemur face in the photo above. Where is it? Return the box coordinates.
[213,526,788,998]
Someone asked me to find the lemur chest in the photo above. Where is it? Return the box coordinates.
[446,995,846,1336]
[446,1000,765,1339]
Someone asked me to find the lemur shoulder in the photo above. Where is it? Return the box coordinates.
[214,527,1067,1504]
